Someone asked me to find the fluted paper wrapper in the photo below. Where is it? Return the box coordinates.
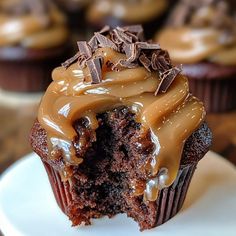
[188,78,236,113]
[155,164,196,226]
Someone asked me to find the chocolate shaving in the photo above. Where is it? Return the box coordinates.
[94,32,118,51]
[115,60,139,69]
[77,41,92,59]
[155,67,182,95]
[113,29,133,44]
[86,57,103,84]
[139,53,151,72]
[62,52,80,68]
[77,54,87,69]
[88,36,98,52]
[62,25,178,94]
[123,43,140,62]
[136,42,161,50]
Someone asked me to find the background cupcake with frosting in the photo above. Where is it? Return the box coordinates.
[86,0,169,38]
[55,0,91,36]
[156,0,236,113]
[0,0,69,92]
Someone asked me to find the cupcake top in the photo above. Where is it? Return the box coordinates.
[157,0,236,65]
[38,25,205,201]
[86,0,167,24]
[0,0,69,49]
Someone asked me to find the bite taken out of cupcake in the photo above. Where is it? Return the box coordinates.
[156,0,236,113]
[30,25,212,231]
[0,0,70,92]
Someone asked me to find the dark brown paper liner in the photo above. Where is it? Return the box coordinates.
[43,161,197,227]
[0,46,70,92]
[155,164,196,226]
[188,77,236,113]
[43,162,72,214]
[0,60,53,92]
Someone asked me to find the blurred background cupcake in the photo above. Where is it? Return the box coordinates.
[86,0,169,38]
[55,0,91,38]
[0,0,70,92]
[156,0,236,113]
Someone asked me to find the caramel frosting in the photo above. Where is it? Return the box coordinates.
[87,0,167,23]
[156,0,236,65]
[0,0,69,49]
[38,26,205,201]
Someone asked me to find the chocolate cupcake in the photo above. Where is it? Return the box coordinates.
[86,0,168,38]
[30,26,212,231]
[0,0,70,92]
[156,0,236,113]
[54,0,91,35]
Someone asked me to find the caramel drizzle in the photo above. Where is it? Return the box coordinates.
[38,48,205,201]
[0,1,68,49]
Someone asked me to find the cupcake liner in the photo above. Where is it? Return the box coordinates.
[188,77,236,113]
[155,164,196,226]
[0,46,70,92]
[43,160,197,228]
[43,162,72,214]
[0,60,53,92]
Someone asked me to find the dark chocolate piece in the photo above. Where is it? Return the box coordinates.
[63,25,180,93]
[77,41,92,59]
[88,36,99,52]
[86,57,103,84]
[62,52,80,68]
[155,67,182,94]
[139,53,151,72]
[94,32,118,51]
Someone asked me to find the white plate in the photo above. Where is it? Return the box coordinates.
[0,151,236,236]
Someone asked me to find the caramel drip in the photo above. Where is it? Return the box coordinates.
[87,0,167,23]
[38,48,205,201]
[0,2,68,49]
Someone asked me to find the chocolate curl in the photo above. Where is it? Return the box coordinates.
[155,67,182,95]
[86,57,103,84]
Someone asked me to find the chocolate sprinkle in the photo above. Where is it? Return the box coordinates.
[62,25,181,94]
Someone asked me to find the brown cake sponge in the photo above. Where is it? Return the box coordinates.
[30,107,212,230]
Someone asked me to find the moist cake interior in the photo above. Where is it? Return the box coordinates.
[31,106,210,230]
[68,107,156,230]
